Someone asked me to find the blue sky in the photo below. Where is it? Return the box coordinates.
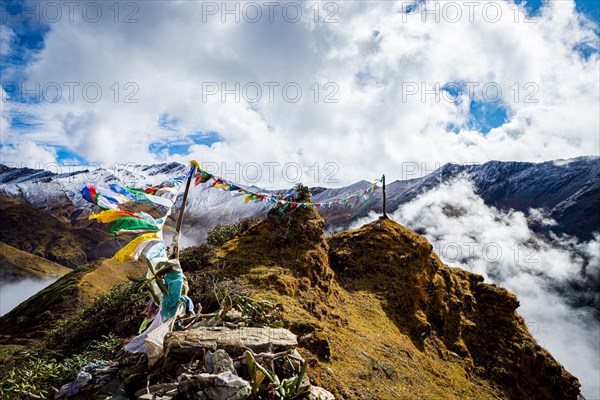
[149,129,223,157]
[517,0,600,21]
[575,0,600,23]
[1,1,48,80]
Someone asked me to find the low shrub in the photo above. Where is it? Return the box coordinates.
[44,282,146,356]
[206,216,261,246]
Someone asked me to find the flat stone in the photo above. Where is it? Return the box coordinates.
[222,309,243,322]
[138,395,173,400]
[178,372,215,385]
[164,327,297,369]
[204,371,251,400]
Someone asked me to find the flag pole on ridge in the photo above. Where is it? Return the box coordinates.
[170,161,199,259]
[382,174,387,219]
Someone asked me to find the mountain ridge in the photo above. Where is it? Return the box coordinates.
[0,259,146,342]
[0,242,71,282]
[0,204,581,399]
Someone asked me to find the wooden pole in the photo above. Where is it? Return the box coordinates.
[171,166,196,259]
[382,174,387,219]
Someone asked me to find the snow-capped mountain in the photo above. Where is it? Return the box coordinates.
[314,156,600,241]
[1,156,598,246]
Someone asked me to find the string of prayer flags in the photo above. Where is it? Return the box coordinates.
[84,162,201,360]
[109,183,138,201]
[81,184,121,211]
[191,166,381,209]
[195,171,213,185]
[82,178,184,212]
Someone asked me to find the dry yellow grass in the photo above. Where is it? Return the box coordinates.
[76,259,146,304]
[0,241,71,279]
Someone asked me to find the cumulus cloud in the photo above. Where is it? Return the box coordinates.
[1,140,57,167]
[391,178,600,398]
[0,0,597,185]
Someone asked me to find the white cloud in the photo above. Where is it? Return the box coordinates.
[347,210,381,230]
[0,86,10,136]
[0,140,57,167]
[2,0,599,185]
[391,178,600,398]
[0,25,14,56]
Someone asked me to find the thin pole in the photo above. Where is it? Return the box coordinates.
[382,174,387,219]
[171,166,196,259]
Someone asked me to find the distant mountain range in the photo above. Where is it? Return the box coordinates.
[1,156,598,254]
[316,156,600,241]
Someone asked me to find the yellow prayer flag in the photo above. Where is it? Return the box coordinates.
[89,210,134,223]
[113,233,159,262]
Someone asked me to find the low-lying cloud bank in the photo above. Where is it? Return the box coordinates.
[0,278,58,316]
[352,179,599,398]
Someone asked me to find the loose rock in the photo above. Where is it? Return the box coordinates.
[177,372,251,400]
[308,385,336,400]
[206,349,236,375]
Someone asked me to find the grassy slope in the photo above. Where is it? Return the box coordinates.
[0,195,117,268]
[184,208,580,400]
[0,259,146,342]
[0,242,71,281]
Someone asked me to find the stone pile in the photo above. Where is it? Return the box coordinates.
[56,325,335,400]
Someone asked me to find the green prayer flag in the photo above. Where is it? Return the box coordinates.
[110,217,160,234]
